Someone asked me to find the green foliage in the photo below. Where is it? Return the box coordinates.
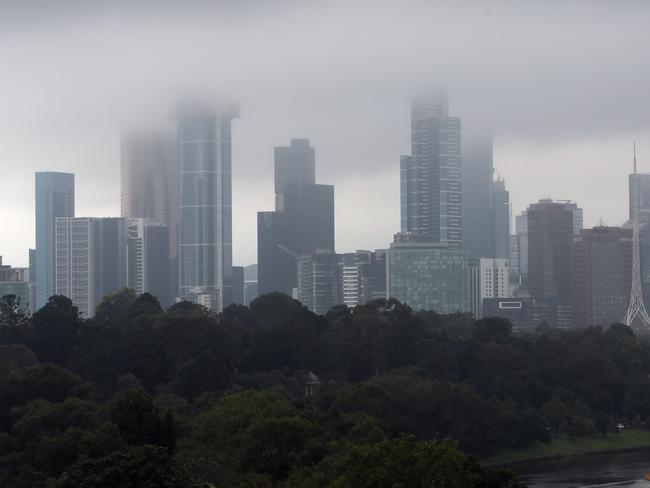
[3,292,650,486]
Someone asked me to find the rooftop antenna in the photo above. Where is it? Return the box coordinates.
[634,141,638,174]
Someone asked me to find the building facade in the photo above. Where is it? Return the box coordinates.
[468,258,510,319]
[125,218,170,306]
[387,241,467,313]
[35,171,75,309]
[55,217,126,317]
[492,178,510,259]
[571,226,632,327]
[258,139,335,296]
[527,199,577,304]
[297,250,342,315]
[177,102,238,310]
[400,94,462,247]
[0,257,30,310]
[483,297,573,330]
[340,250,387,308]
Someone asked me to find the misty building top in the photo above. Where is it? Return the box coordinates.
[175,98,239,120]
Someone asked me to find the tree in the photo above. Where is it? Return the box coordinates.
[30,295,81,365]
[53,445,195,488]
[110,389,176,452]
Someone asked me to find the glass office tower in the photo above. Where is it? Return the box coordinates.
[177,102,238,311]
[35,171,75,310]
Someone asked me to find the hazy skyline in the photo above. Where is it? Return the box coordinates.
[2,0,650,266]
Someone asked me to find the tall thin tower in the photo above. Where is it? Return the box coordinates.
[625,143,650,328]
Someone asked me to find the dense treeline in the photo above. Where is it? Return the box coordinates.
[1,291,649,487]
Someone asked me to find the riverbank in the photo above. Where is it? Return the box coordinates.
[486,429,650,466]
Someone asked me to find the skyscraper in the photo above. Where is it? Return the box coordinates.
[257,139,335,296]
[297,250,342,315]
[510,211,529,294]
[274,138,316,209]
[35,171,75,310]
[125,218,170,306]
[527,199,576,304]
[120,132,177,300]
[462,135,493,258]
[400,94,462,247]
[341,250,387,307]
[176,102,238,311]
[571,226,632,327]
[462,133,511,260]
[492,178,510,259]
[55,217,126,317]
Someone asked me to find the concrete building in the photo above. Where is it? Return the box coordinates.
[125,218,170,306]
[387,240,467,314]
[55,217,126,317]
[297,250,342,315]
[35,171,75,309]
[0,257,30,310]
[400,94,462,247]
[258,139,335,297]
[571,226,632,327]
[468,258,510,319]
[176,101,238,311]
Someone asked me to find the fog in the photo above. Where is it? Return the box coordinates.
[1,0,649,266]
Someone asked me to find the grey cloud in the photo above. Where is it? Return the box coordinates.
[1,0,649,265]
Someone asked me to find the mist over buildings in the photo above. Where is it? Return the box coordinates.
[1,0,650,266]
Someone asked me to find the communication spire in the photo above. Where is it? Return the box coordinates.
[625,143,650,329]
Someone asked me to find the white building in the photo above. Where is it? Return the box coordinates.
[468,258,511,319]
[55,217,125,317]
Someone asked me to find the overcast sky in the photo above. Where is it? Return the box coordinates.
[1,0,649,267]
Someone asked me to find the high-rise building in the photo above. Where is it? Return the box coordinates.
[125,218,170,306]
[0,257,30,310]
[492,178,510,259]
[571,226,632,327]
[462,135,493,258]
[258,139,335,296]
[510,212,529,294]
[121,132,177,300]
[55,217,126,317]
[629,172,650,223]
[230,266,245,305]
[400,94,462,247]
[468,258,510,319]
[28,249,36,313]
[387,240,467,313]
[274,138,316,208]
[527,199,577,304]
[176,101,238,311]
[297,250,342,315]
[35,171,75,309]
[340,250,387,308]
